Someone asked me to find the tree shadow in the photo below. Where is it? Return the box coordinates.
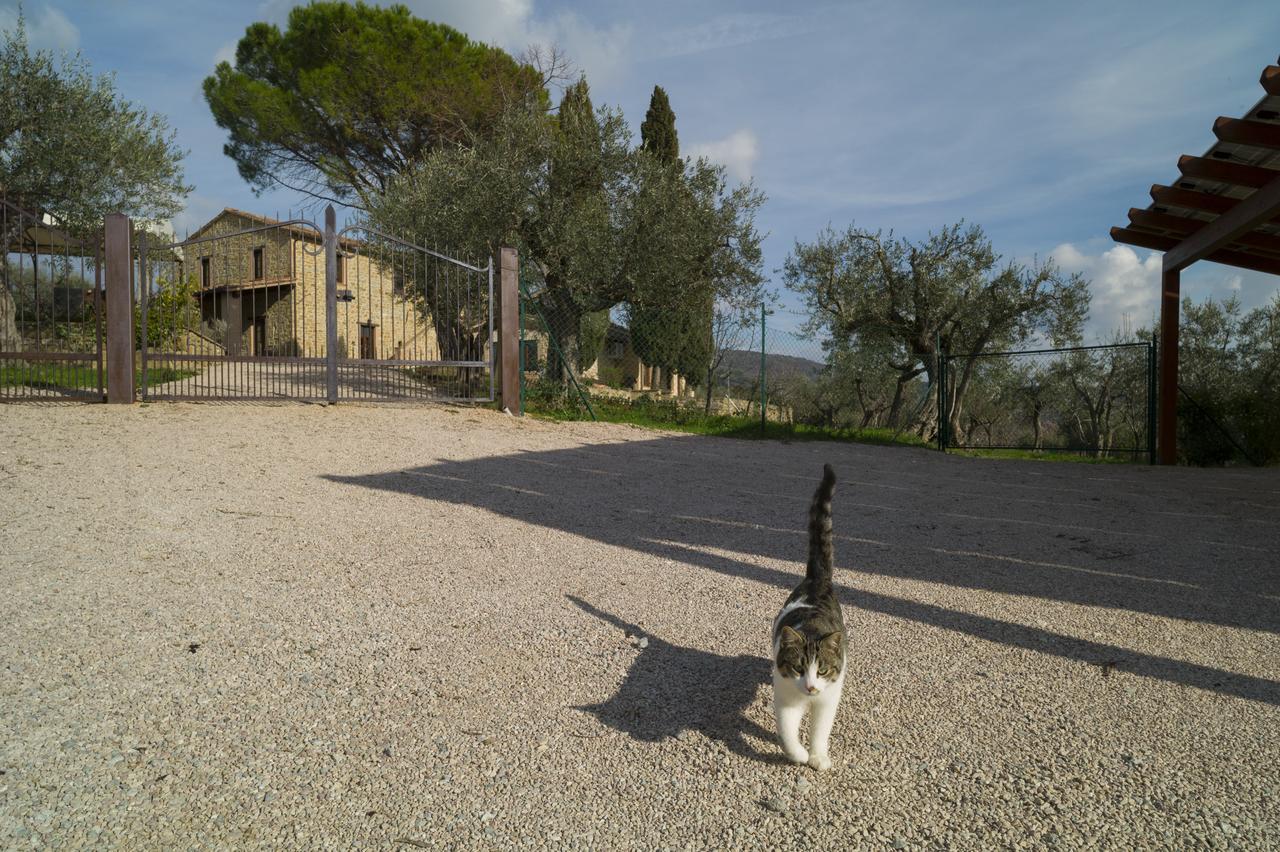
[323,434,1280,706]
[568,595,781,761]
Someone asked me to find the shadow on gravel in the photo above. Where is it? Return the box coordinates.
[324,434,1280,706]
[567,595,781,762]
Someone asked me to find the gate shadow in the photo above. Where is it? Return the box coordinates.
[323,435,1280,706]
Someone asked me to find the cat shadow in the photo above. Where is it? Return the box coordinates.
[567,595,784,764]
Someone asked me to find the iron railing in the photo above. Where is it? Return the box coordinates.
[0,194,104,401]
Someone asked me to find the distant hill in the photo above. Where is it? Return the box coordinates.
[717,349,824,386]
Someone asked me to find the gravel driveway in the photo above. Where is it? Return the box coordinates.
[1,403,1277,850]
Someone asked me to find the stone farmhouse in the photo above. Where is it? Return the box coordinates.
[581,323,690,395]
[183,209,434,360]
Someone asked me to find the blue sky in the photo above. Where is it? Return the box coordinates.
[5,0,1280,341]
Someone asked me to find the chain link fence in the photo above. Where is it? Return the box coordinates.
[940,343,1155,460]
[517,279,1161,461]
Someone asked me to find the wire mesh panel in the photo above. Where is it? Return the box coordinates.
[941,342,1155,459]
[138,215,329,401]
[0,195,104,402]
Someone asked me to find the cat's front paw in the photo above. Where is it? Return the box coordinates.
[807,752,832,772]
[783,746,809,765]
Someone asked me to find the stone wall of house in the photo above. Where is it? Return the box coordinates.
[288,238,436,359]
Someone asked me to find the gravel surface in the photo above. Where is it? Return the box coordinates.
[1,402,1277,850]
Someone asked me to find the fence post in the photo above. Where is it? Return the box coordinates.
[938,353,948,452]
[498,247,520,414]
[518,275,525,415]
[104,213,133,404]
[1148,335,1157,465]
[324,205,338,404]
[137,232,149,400]
[759,303,767,435]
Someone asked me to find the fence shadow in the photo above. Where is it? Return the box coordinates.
[324,435,1280,706]
[568,596,780,760]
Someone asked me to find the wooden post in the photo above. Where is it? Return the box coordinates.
[104,213,133,403]
[1158,266,1180,465]
[498,246,520,414]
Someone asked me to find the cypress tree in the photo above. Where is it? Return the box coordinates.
[640,85,679,164]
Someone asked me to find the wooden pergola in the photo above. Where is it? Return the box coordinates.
[1111,60,1280,464]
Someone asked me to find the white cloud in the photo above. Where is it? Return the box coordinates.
[399,0,630,88]
[0,1,79,52]
[245,1,630,91]
[688,129,759,182]
[402,0,533,47]
[1050,242,1162,342]
[526,11,631,89]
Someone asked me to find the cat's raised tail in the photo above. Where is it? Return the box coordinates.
[805,463,837,590]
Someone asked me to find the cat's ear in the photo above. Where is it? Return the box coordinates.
[819,631,843,650]
[779,625,804,647]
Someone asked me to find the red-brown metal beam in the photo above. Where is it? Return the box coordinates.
[1158,268,1180,465]
[1164,173,1280,271]
[1109,226,1280,275]
[1213,116,1280,149]
[1150,184,1241,215]
[1262,65,1280,97]
[1127,208,1280,256]
[1178,155,1280,190]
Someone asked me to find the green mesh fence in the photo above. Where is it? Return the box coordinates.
[516,284,1160,462]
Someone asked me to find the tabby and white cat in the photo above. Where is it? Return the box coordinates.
[771,463,845,771]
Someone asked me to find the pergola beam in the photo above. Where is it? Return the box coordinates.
[1150,184,1243,216]
[1262,65,1280,97]
[1213,116,1280,149]
[1110,227,1280,276]
[1177,154,1280,190]
[1151,184,1280,226]
[1162,173,1280,271]
[1126,208,1280,256]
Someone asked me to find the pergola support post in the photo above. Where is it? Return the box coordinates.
[1158,265,1180,465]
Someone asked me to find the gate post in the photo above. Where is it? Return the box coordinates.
[104,213,134,404]
[324,205,338,404]
[498,246,520,414]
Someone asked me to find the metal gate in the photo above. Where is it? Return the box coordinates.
[0,195,104,402]
[137,206,492,402]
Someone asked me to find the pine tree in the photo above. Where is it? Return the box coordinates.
[640,85,679,164]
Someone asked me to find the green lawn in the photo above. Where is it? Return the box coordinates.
[522,383,1148,463]
[523,387,931,450]
[0,362,196,391]
[945,447,1144,464]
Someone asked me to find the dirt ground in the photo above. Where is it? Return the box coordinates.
[1,402,1277,850]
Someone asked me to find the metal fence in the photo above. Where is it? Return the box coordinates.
[517,283,1160,462]
[940,342,1156,460]
[0,194,104,401]
[136,211,493,402]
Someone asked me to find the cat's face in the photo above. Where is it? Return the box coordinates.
[775,626,843,694]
